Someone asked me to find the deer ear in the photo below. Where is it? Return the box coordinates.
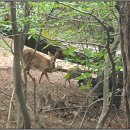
[48,51,50,56]
[48,51,53,57]
[55,51,59,58]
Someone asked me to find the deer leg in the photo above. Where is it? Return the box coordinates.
[44,72,55,84]
[39,71,51,83]
[39,72,44,83]
[39,71,54,84]
[65,79,71,88]
[64,80,67,88]
[68,79,71,87]
[44,72,49,81]
[27,71,35,81]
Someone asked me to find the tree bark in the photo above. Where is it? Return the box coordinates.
[102,35,120,114]
[96,35,120,128]
[10,1,31,128]
[20,2,31,51]
[116,2,130,128]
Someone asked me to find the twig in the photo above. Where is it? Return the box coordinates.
[1,32,28,38]
[79,98,103,129]
[45,14,102,24]
[0,90,11,99]
[0,45,12,52]
[7,87,15,128]
[0,92,15,109]
[41,105,88,112]
[68,81,102,128]
[68,75,116,128]
[48,38,105,48]
[33,78,36,122]
[113,107,125,128]
[0,35,14,54]
[102,11,113,23]
[0,100,9,108]
[56,1,108,31]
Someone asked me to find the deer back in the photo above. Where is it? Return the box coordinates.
[22,48,59,72]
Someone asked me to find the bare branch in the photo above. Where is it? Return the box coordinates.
[7,87,15,128]
[79,98,103,128]
[0,35,14,54]
[56,1,109,31]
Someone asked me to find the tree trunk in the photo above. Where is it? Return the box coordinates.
[103,35,120,112]
[103,56,110,114]
[20,2,31,51]
[116,2,130,128]
[96,35,120,128]
[10,1,31,128]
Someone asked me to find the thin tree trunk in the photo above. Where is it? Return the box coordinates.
[96,36,120,128]
[20,2,31,51]
[103,35,120,113]
[116,2,130,128]
[10,1,31,128]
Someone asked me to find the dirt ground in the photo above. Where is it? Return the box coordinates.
[0,41,127,128]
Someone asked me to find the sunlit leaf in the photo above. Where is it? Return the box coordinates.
[42,30,51,40]
[79,80,92,91]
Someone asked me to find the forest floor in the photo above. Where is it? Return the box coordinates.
[0,37,127,128]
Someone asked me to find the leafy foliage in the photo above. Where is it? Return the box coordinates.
[1,1,121,91]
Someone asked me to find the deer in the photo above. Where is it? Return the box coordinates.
[22,48,59,83]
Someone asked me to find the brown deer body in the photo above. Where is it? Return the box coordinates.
[22,48,59,83]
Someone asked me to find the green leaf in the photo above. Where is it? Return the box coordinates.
[83,48,92,57]
[75,72,91,80]
[63,46,76,56]
[52,40,63,46]
[79,80,92,91]
[64,73,71,79]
